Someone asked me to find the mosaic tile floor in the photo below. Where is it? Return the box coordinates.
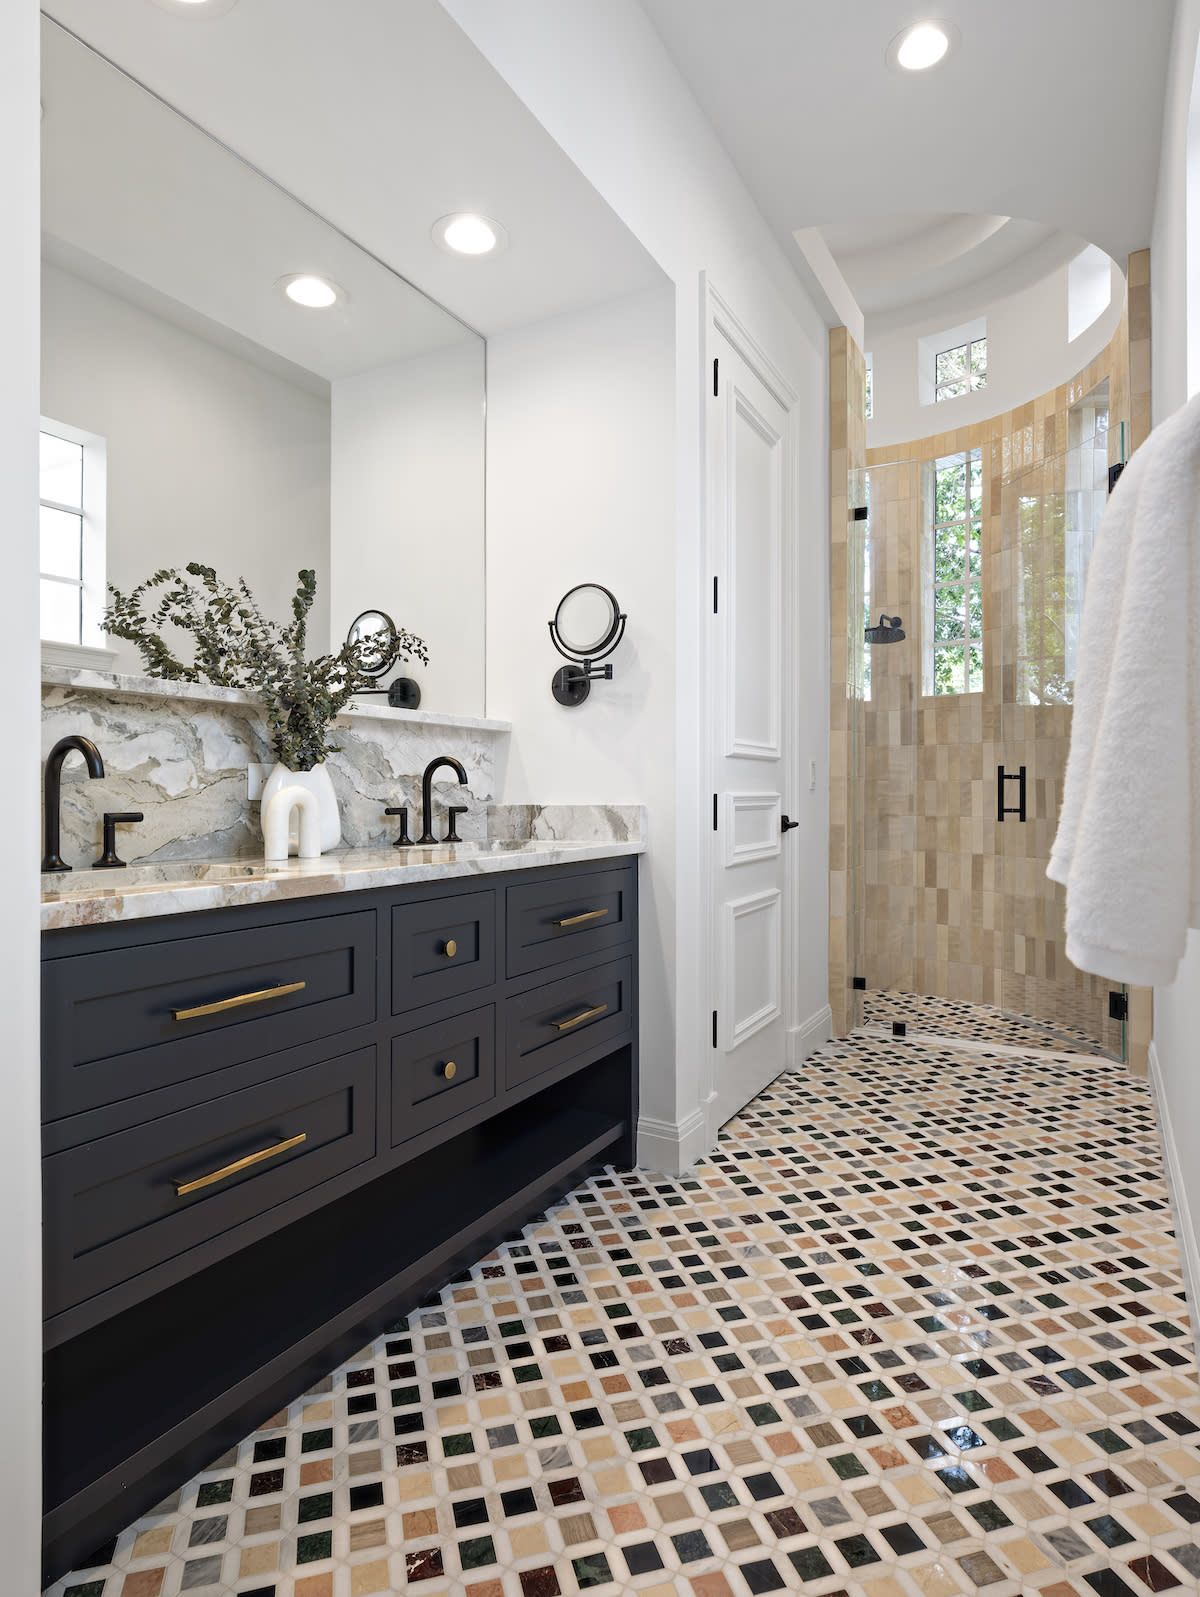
[859,992,1115,1060]
[49,1026,1200,1597]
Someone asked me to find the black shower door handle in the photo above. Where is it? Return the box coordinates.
[997,765,1027,822]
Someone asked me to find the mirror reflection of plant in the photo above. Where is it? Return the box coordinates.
[103,563,428,771]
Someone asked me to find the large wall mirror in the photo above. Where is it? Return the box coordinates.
[40,18,486,717]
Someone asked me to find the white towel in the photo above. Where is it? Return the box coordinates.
[1047,390,1200,986]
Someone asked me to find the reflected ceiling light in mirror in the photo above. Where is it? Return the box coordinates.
[432,213,509,257]
[278,273,344,309]
[150,0,240,15]
[887,20,958,71]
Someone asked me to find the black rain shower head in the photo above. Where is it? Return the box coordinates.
[865,614,905,644]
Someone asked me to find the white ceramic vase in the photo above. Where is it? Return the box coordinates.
[261,761,341,856]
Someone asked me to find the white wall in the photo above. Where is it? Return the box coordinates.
[1,2,43,1587]
[1149,0,1200,1310]
[441,0,831,1170]
[867,255,1125,449]
[41,263,331,671]
[486,286,676,1107]
[330,343,485,716]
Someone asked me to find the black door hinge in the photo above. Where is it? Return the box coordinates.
[1109,990,1129,1022]
[712,1009,718,1047]
[713,575,719,613]
[852,976,866,990]
[1108,461,1125,495]
[713,794,718,831]
[713,357,719,396]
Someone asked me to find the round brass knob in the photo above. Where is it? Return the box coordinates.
[442,939,458,959]
[441,1060,457,1080]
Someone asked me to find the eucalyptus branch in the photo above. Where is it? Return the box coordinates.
[102,566,428,771]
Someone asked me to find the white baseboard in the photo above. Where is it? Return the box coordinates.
[636,1106,710,1176]
[1148,1039,1200,1323]
[788,1004,833,1068]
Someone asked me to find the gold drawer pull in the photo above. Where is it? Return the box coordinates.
[552,1002,608,1031]
[552,909,609,928]
[172,980,307,1022]
[173,1132,307,1196]
[441,1061,457,1080]
[441,939,458,959]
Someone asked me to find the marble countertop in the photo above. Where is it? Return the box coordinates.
[41,840,643,931]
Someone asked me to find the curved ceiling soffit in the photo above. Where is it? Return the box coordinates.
[820,213,1012,295]
[810,211,1122,327]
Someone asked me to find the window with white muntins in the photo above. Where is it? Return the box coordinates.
[39,420,106,649]
[934,335,987,402]
[924,448,983,695]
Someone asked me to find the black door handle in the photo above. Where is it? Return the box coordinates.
[997,765,1027,822]
[781,815,799,832]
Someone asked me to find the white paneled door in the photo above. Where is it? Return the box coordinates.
[708,316,794,1132]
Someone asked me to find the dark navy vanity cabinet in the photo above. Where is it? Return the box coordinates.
[40,859,638,1584]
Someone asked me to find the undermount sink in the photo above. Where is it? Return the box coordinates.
[41,859,287,892]
[40,840,542,897]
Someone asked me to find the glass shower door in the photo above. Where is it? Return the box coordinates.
[996,384,1126,1058]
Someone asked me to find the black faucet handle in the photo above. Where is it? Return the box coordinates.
[94,811,144,870]
[384,805,412,847]
[445,806,470,844]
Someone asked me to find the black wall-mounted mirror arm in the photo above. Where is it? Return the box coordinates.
[547,585,627,707]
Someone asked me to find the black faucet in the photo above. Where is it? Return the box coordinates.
[417,756,468,845]
[43,735,105,872]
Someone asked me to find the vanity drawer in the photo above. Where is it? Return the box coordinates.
[390,1005,496,1146]
[504,957,632,1091]
[43,1045,376,1318]
[42,910,377,1119]
[506,866,634,977]
[391,890,496,1015]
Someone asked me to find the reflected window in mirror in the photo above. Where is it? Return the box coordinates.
[39,420,106,649]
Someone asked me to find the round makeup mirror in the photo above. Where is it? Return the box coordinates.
[346,609,398,677]
[553,583,623,659]
[547,583,627,706]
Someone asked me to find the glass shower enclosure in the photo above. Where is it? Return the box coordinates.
[847,381,1126,1058]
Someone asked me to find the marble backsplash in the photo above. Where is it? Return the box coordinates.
[41,669,645,866]
[42,669,506,866]
[488,804,644,843]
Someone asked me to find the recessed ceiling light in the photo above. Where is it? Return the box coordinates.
[432,213,509,257]
[887,20,958,72]
[278,273,344,309]
[150,0,240,15]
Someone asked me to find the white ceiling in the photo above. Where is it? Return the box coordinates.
[642,0,1174,289]
[40,0,664,339]
[42,19,477,387]
[820,212,1092,322]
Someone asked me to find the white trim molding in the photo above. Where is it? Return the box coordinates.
[723,886,782,1050]
[722,791,782,867]
[1148,1040,1200,1323]
[789,1005,833,1069]
[636,1107,710,1177]
[41,641,117,673]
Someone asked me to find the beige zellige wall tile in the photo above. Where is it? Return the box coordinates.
[832,258,1151,1066]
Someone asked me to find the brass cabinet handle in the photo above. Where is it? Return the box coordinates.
[552,1002,608,1031]
[172,980,307,1022]
[173,1132,307,1196]
[440,1061,457,1080]
[552,909,609,928]
[441,939,458,959]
